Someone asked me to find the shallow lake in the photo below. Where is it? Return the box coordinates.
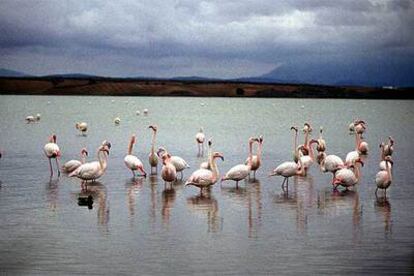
[0,95,413,275]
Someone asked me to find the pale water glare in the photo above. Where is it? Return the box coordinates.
[0,96,413,275]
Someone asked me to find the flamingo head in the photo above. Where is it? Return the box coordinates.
[290,126,298,132]
[303,123,312,133]
[161,153,171,164]
[320,126,323,133]
[259,135,264,144]
[379,142,384,148]
[298,145,308,156]
[157,147,167,158]
[388,136,394,146]
[354,157,364,167]
[50,134,57,143]
[130,135,136,145]
[332,177,342,186]
[102,140,111,149]
[317,152,326,165]
[384,156,394,165]
[249,137,259,145]
[199,127,204,133]
[149,125,158,132]
[208,137,213,147]
[213,152,224,161]
[309,139,319,146]
[99,145,110,155]
[81,148,88,156]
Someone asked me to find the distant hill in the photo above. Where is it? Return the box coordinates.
[43,73,102,79]
[0,68,31,77]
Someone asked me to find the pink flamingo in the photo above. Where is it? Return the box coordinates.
[245,135,263,179]
[195,127,205,156]
[317,127,326,152]
[300,122,312,155]
[69,141,111,190]
[62,148,88,173]
[346,131,363,165]
[222,137,259,188]
[148,125,159,175]
[333,158,364,190]
[125,135,147,178]
[379,142,393,171]
[157,147,190,180]
[200,138,213,169]
[44,134,61,177]
[375,156,393,196]
[383,136,394,156]
[298,139,319,176]
[161,153,177,187]
[185,152,224,192]
[318,152,345,183]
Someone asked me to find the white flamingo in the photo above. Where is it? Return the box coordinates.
[196,127,205,156]
[298,139,319,176]
[148,125,159,175]
[62,148,88,174]
[44,134,61,177]
[333,158,364,190]
[157,147,190,179]
[291,126,300,163]
[124,135,147,178]
[375,156,393,196]
[319,152,345,183]
[269,154,304,190]
[245,135,263,179]
[69,141,111,189]
[75,122,88,135]
[161,153,177,187]
[221,137,259,188]
[200,138,212,169]
[185,152,224,192]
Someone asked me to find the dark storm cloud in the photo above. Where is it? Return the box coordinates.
[0,0,413,80]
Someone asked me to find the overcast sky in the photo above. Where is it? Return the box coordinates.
[0,0,413,81]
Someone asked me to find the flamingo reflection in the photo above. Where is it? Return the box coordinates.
[126,177,144,226]
[161,186,176,227]
[187,190,221,233]
[375,197,392,237]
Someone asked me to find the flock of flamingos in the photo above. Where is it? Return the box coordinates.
[29,117,395,198]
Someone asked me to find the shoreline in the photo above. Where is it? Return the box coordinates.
[0,77,412,99]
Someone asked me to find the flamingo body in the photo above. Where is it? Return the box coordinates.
[222,164,250,182]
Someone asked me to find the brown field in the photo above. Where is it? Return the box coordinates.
[0,77,412,99]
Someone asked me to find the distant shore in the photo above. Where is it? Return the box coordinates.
[0,77,412,99]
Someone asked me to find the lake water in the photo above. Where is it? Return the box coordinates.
[0,95,413,275]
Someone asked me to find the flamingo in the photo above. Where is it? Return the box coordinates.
[25,115,37,123]
[318,151,345,183]
[221,137,259,188]
[62,148,88,174]
[69,141,111,190]
[157,147,190,179]
[291,126,300,163]
[75,122,88,136]
[379,142,393,171]
[301,122,312,155]
[269,153,304,191]
[375,156,393,196]
[333,158,364,190]
[185,152,224,192]
[143,109,149,116]
[245,135,263,179]
[317,127,326,152]
[148,125,159,175]
[298,139,319,176]
[346,131,362,165]
[36,113,41,121]
[124,135,147,178]
[383,136,394,156]
[200,138,213,170]
[44,134,61,177]
[114,117,121,125]
[161,153,177,187]
[354,120,366,135]
[196,128,205,156]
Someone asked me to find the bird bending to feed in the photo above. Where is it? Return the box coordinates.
[332,158,364,190]
[157,147,190,179]
[124,135,146,178]
[186,152,224,192]
[375,156,393,197]
[69,141,111,190]
[196,128,205,156]
[62,148,88,174]
[26,115,40,123]
[44,134,61,177]
[75,122,88,136]
[222,137,259,188]
[245,135,263,179]
[114,117,121,125]
[148,125,159,175]
[161,153,177,187]
[318,152,344,183]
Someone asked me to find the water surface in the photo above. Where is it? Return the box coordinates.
[0,96,413,275]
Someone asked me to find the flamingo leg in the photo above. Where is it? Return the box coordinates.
[55,158,61,177]
[180,171,183,180]
[236,181,239,189]
[131,170,135,178]
[281,177,286,190]
[375,187,378,197]
[48,158,54,177]
[253,170,256,180]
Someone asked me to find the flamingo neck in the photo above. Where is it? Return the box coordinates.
[355,133,361,150]
[247,142,253,169]
[380,145,385,161]
[304,131,310,149]
[81,152,86,164]
[128,138,134,155]
[386,161,392,182]
[257,141,262,161]
[296,158,304,175]
[309,141,316,162]
[209,156,220,182]
[293,130,298,152]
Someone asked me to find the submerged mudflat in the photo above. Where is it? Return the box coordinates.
[0,96,413,275]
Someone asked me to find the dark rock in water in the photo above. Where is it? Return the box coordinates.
[78,195,93,209]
